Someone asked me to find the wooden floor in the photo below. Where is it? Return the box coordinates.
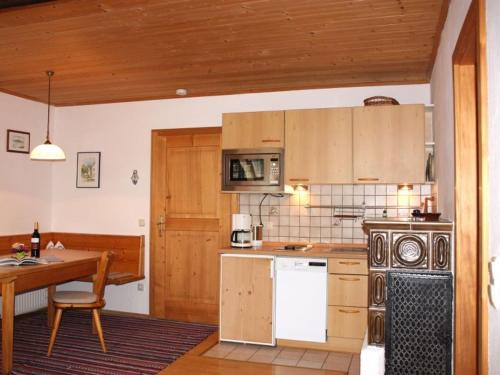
[158,333,358,375]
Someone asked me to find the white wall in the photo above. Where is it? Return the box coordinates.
[51,84,430,314]
[0,92,53,235]
[430,0,472,219]
[487,0,500,372]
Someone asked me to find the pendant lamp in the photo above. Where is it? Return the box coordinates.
[30,71,66,161]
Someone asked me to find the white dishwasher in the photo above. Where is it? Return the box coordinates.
[275,257,327,343]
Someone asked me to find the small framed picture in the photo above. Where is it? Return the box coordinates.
[6,130,30,154]
[76,152,101,188]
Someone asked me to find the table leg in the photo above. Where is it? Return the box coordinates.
[2,279,15,375]
[47,285,56,328]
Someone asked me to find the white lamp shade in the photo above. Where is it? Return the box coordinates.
[30,142,66,161]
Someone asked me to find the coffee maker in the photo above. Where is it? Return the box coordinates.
[231,214,252,248]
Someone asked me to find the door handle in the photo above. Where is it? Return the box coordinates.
[157,215,165,237]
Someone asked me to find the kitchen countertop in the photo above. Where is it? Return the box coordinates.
[363,217,453,231]
[220,243,368,259]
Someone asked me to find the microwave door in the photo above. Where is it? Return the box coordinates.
[228,158,268,185]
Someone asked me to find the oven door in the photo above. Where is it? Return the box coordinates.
[222,149,283,192]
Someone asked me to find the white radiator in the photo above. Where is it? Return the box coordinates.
[0,289,48,317]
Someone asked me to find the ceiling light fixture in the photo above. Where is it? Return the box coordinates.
[175,88,188,96]
[30,71,65,161]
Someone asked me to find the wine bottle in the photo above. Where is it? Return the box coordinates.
[31,222,40,258]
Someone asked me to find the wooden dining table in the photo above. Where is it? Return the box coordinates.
[0,249,102,374]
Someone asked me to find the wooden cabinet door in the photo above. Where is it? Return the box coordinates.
[220,255,274,344]
[328,306,367,339]
[353,104,425,183]
[285,108,352,184]
[222,111,284,149]
[150,128,237,324]
[328,274,368,307]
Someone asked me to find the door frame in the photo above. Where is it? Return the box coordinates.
[452,0,489,374]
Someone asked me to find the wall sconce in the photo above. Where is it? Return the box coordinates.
[131,170,139,185]
[397,184,414,191]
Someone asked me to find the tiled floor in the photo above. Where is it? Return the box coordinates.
[204,342,360,375]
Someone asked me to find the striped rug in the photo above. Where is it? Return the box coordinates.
[4,310,217,375]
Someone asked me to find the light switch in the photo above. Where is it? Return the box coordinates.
[138,219,145,227]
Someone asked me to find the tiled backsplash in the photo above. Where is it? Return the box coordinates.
[238,184,433,244]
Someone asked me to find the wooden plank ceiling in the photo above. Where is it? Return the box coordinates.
[0,0,449,106]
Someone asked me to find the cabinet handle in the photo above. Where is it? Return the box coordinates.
[339,309,361,314]
[339,261,360,266]
[339,277,360,282]
[261,139,281,143]
[289,178,310,182]
[357,178,380,182]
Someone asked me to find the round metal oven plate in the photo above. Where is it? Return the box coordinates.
[393,235,427,267]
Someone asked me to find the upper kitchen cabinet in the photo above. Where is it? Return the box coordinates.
[285,108,353,184]
[222,111,285,149]
[353,104,425,183]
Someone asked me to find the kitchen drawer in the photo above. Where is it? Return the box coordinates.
[328,258,368,275]
[328,306,367,339]
[328,274,368,307]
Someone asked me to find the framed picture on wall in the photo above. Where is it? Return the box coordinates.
[76,152,101,188]
[6,129,30,154]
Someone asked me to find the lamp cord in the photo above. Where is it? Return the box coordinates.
[46,71,53,142]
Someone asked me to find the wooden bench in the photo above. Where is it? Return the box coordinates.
[0,232,144,285]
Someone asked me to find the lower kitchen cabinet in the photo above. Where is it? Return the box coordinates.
[327,258,368,348]
[219,254,275,345]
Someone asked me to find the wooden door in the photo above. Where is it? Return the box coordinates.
[150,128,237,324]
[353,104,425,183]
[285,108,352,184]
[220,255,274,344]
[222,111,285,149]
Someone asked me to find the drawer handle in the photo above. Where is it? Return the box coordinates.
[261,139,281,143]
[339,277,360,282]
[339,309,360,314]
[289,178,310,182]
[338,261,360,266]
[357,178,380,182]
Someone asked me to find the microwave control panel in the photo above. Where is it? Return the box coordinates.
[270,157,280,185]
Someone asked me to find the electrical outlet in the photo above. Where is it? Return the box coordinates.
[138,218,145,227]
[137,283,144,292]
[270,206,280,216]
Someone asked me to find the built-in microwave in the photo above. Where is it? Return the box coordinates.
[222,148,284,192]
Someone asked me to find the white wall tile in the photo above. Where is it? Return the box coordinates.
[387,185,398,195]
[364,185,375,195]
[353,185,365,195]
[290,216,300,226]
[300,216,310,226]
[375,185,387,195]
[320,185,332,195]
[310,185,321,194]
[421,184,432,195]
[280,216,290,226]
[310,217,321,227]
[332,185,343,195]
[343,184,354,195]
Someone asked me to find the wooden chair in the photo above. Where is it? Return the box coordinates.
[47,251,113,356]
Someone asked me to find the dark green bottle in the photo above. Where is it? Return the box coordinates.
[31,222,40,258]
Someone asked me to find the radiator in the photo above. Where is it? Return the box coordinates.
[0,289,48,317]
